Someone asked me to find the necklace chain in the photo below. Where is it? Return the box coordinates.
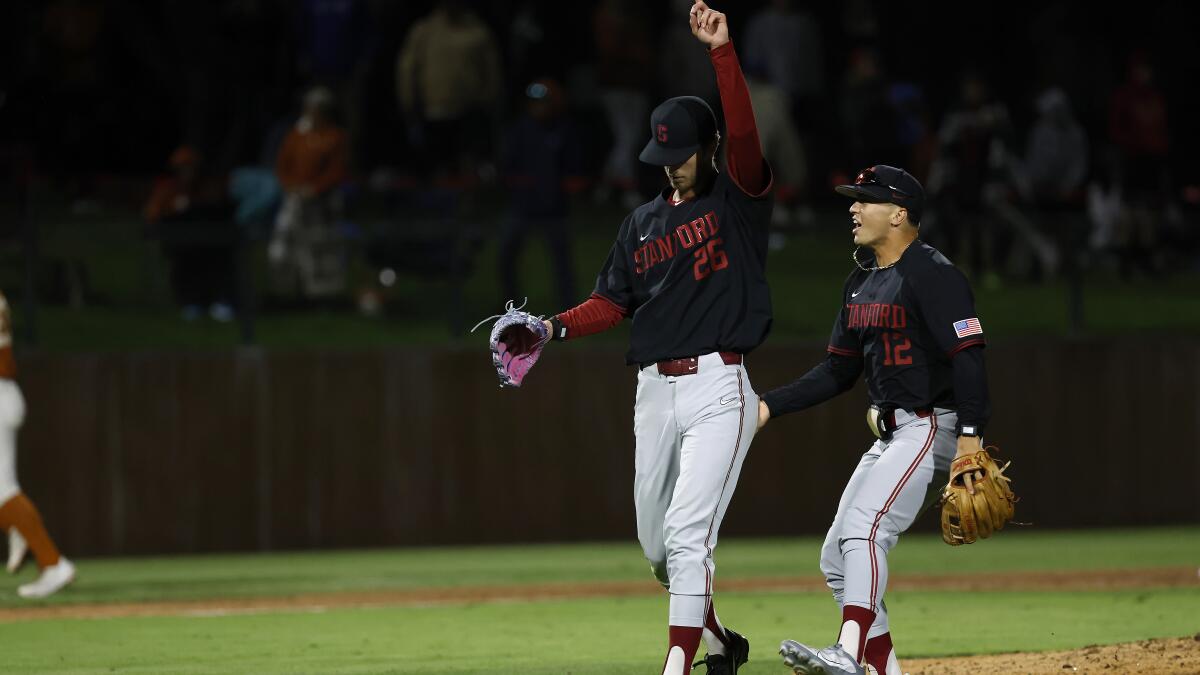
[851,240,915,272]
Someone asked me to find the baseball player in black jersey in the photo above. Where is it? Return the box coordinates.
[539,4,771,674]
[758,166,991,675]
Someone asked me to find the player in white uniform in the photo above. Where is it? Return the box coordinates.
[0,291,76,598]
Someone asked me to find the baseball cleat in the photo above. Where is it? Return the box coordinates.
[18,557,75,599]
[779,640,864,675]
[7,528,27,574]
[693,627,750,674]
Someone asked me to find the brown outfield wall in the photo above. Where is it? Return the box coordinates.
[14,339,1200,554]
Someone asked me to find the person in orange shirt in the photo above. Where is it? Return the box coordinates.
[143,146,235,320]
[0,291,75,598]
[270,87,349,296]
[275,87,348,200]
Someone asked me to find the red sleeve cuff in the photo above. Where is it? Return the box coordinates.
[556,293,627,339]
[708,40,734,59]
[827,345,862,358]
[947,338,987,358]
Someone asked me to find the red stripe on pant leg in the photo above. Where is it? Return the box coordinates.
[866,416,938,612]
[701,369,745,597]
[868,537,877,613]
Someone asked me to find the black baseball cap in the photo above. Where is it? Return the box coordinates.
[835,165,925,225]
[639,96,718,166]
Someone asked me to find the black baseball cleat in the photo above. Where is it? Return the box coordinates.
[692,628,750,674]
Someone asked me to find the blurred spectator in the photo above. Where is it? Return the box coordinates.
[744,63,808,227]
[228,100,294,233]
[1108,53,1169,190]
[33,0,115,207]
[743,0,824,112]
[743,0,828,194]
[229,166,282,233]
[1024,88,1088,205]
[593,0,654,209]
[927,71,1021,283]
[839,48,902,173]
[498,79,586,309]
[1107,53,1170,277]
[887,83,937,184]
[294,0,373,170]
[1022,87,1088,279]
[215,0,297,170]
[270,87,348,298]
[658,0,717,103]
[1086,148,1125,254]
[507,1,548,94]
[143,146,236,321]
[396,0,502,181]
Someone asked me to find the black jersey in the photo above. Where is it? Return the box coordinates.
[828,241,986,411]
[593,170,773,365]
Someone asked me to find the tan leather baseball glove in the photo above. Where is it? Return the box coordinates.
[940,447,1016,545]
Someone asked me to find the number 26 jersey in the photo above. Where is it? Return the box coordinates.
[593,169,774,365]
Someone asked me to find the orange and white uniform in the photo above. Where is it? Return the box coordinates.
[0,290,75,598]
[0,291,23,504]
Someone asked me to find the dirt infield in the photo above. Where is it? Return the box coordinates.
[908,635,1200,674]
[0,565,1194,623]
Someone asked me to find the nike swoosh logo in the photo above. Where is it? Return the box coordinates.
[719,395,739,406]
[851,290,862,297]
[639,232,651,242]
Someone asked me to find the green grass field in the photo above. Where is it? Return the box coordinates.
[0,527,1196,674]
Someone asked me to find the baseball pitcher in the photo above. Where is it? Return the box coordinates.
[520,4,773,673]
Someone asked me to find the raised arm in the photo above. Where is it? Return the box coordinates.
[689,2,767,195]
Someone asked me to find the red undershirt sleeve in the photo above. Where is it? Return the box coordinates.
[554,293,627,339]
[709,41,767,196]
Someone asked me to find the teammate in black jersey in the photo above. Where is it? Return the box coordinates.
[539,4,771,674]
[759,166,991,675]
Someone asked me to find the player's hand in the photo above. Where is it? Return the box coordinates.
[757,399,770,430]
[542,320,553,335]
[689,2,729,49]
[954,435,984,494]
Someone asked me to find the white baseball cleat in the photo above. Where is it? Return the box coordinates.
[7,529,27,574]
[18,557,75,599]
[780,640,865,675]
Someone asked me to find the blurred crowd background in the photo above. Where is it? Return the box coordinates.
[1,0,1198,347]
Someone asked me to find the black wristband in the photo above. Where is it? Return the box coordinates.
[548,316,568,341]
[956,422,982,437]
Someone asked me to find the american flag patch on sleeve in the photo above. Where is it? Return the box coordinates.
[953,318,983,338]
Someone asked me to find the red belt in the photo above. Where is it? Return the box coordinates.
[652,351,743,376]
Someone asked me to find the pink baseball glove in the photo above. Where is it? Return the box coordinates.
[472,300,550,388]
